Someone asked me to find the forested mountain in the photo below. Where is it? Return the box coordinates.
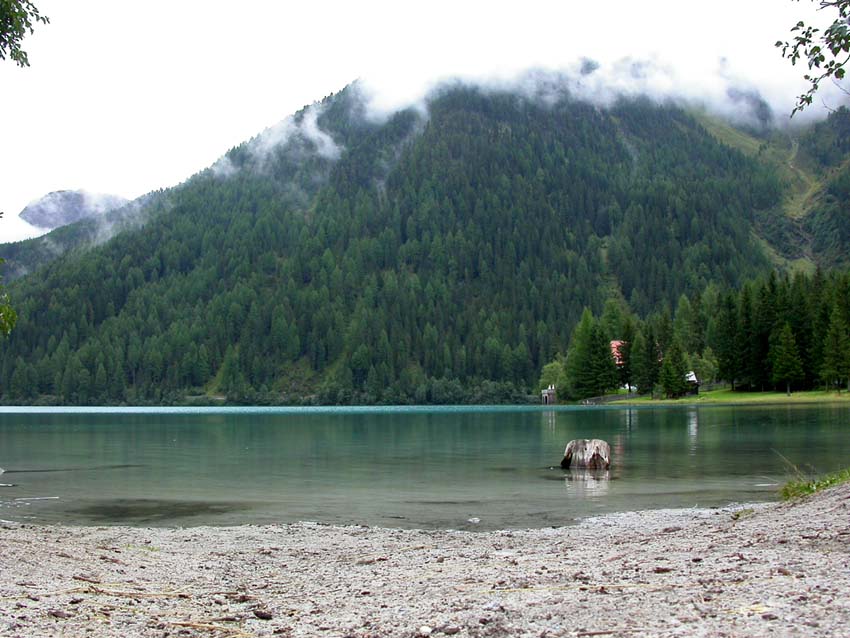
[0,81,847,405]
[0,192,158,281]
[799,108,850,268]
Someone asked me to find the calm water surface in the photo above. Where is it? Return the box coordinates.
[0,405,848,529]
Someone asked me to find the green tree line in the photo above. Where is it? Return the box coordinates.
[541,268,850,400]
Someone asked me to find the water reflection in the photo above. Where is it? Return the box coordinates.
[563,468,611,497]
[612,434,626,469]
[620,408,638,432]
[688,409,699,455]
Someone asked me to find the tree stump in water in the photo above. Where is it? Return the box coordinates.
[561,439,611,470]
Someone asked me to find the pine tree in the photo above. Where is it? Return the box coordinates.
[94,362,108,401]
[632,327,660,395]
[770,323,804,395]
[673,294,702,355]
[736,285,758,389]
[659,339,688,398]
[565,309,597,399]
[219,345,246,397]
[565,308,618,399]
[714,292,739,387]
[820,308,850,392]
[590,323,619,396]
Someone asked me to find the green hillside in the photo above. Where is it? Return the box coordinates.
[693,107,850,273]
[0,83,846,405]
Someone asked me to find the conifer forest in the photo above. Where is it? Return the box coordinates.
[1,85,849,405]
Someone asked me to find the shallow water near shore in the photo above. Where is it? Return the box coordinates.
[0,404,848,529]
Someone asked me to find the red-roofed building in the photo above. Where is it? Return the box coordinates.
[610,340,625,367]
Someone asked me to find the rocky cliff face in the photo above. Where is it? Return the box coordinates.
[19,190,127,229]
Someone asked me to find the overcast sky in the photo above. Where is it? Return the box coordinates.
[0,0,841,242]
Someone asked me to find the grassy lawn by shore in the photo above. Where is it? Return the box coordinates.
[610,387,850,406]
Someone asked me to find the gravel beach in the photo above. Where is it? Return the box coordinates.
[1,483,848,638]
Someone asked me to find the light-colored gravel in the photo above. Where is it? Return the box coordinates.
[1,483,848,638]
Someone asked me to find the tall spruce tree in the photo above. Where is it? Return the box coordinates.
[565,308,618,399]
[673,294,703,355]
[736,285,758,389]
[659,338,689,398]
[770,323,804,395]
[632,327,661,395]
[590,323,619,396]
[820,308,850,392]
[714,291,740,388]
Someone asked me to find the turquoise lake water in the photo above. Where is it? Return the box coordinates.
[0,405,848,529]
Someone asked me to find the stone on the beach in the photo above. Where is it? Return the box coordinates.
[48,610,72,619]
[560,439,611,470]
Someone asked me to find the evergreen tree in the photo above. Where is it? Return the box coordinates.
[659,339,689,398]
[632,327,661,395]
[820,308,850,392]
[565,308,617,399]
[219,345,246,397]
[673,294,703,355]
[589,323,619,396]
[770,323,804,395]
[94,362,108,401]
[600,297,629,341]
[0,259,16,337]
[565,309,597,399]
[736,285,758,389]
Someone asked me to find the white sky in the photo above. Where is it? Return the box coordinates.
[0,0,840,242]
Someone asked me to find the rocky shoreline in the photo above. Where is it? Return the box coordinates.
[2,483,849,637]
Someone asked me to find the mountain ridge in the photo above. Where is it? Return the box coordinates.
[18,190,128,230]
[1,80,849,405]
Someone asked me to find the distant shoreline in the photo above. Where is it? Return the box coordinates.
[3,390,850,411]
[608,388,850,407]
[1,484,848,637]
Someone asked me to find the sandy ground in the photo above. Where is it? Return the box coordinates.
[1,483,848,638]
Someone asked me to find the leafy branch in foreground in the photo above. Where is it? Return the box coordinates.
[777,0,850,115]
[0,0,49,67]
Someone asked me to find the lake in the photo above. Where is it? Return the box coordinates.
[0,405,848,529]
